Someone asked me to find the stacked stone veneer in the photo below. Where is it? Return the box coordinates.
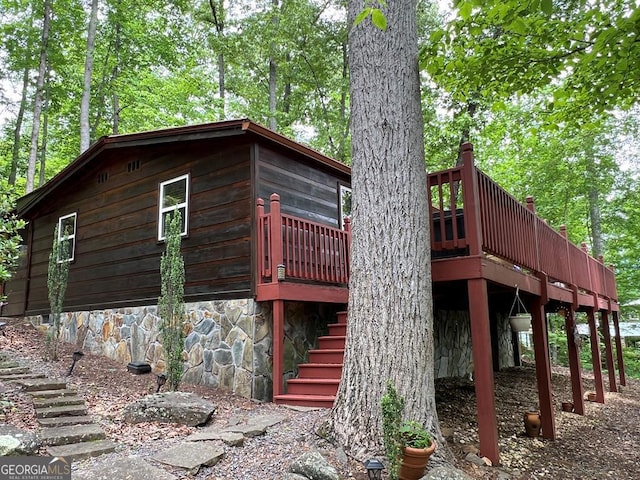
[28,300,274,401]
[27,299,339,402]
[434,309,514,378]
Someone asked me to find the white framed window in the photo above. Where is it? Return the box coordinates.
[339,184,352,229]
[158,173,189,240]
[57,213,77,262]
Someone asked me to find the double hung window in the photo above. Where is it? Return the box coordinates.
[158,174,189,240]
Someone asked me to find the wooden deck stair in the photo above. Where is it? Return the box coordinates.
[274,311,346,408]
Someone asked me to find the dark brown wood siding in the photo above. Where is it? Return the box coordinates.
[256,145,350,228]
[2,225,31,317]
[14,138,253,316]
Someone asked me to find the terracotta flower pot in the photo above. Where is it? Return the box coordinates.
[523,411,541,437]
[398,441,437,480]
[561,402,574,412]
[587,392,597,402]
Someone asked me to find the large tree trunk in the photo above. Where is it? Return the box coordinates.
[268,0,279,131]
[329,0,439,459]
[26,0,51,193]
[584,139,603,257]
[80,0,99,153]
[9,66,30,186]
[336,39,349,163]
[38,82,50,187]
[208,0,225,113]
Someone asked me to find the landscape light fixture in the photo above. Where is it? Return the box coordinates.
[67,351,84,376]
[156,373,167,393]
[277,264,286,281]
[363,458,384,480]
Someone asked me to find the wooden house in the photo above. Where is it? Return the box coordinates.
[2,120,625,465]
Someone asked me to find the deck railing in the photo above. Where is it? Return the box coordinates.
[427,143,617,301]
[257,194,351,285]
[257,143,617,302]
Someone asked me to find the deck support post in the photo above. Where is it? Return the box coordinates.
[600,310,617,393]
[530,298,556,439]
[467,278,499,465]
[612,311,626,386]
[563,307,585,415]
[587,308,605,402]
[269,194,284,284]
[272,299,285,398]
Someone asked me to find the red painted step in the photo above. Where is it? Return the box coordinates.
[297,363,343,379]
[308,349,344,364]
[286,378,340,396]
[337,311,347,324]
[318,335,346,350]
[274,394,335,408]
[328,323,346,336]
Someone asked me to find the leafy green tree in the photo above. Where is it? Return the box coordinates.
[427,0,640,118]
[158,211,186,391]
[0,184,26,290]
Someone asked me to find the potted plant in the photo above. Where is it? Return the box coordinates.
[381,382,436,480]
[398,420,436,480]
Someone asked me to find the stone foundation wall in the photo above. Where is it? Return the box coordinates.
[28,299,274,401]
[28,301,513,398]
[433,309,514,378]
[496,312,515,370]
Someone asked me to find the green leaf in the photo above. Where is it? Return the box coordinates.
[354,9,371,28]
[541,0,553,16]
[459,2,473,20]
[371,9,387,30]
[510,18,526,35]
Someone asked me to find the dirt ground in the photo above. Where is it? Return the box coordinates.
[1,318,638,479]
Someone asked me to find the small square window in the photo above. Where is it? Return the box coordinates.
[158,174,189,240]
[57,213,77,262]
[339,184,352,229]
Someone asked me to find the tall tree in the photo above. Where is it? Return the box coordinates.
[26,0,52,193]
[329,0,440,458]
[80,0,99,152]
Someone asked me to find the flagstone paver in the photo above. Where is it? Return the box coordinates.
[33,395,85,408]
[38,423,105,446]
[72,456,176,480]
[47,439,118,462]
[153,441,225,471]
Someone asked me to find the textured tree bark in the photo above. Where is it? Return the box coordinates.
[329,0,440,459]
[26,0,51,193]
[80,0,99,153]
[268,0,279,131]
[9,67,30,186]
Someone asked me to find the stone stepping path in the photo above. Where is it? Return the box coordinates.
[0,364,117,461]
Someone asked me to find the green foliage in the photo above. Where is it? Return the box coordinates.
[354,0,387,30]
[399,420,433,449]
[426,0,640,120]
[381,382,433,478]
[158,210,186,391]
[0,184,25,289]
[47,225,70,361]
[621,347,640,379]
[381,381,404,480]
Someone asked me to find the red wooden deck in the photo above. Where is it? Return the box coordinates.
[256,142,623,466]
